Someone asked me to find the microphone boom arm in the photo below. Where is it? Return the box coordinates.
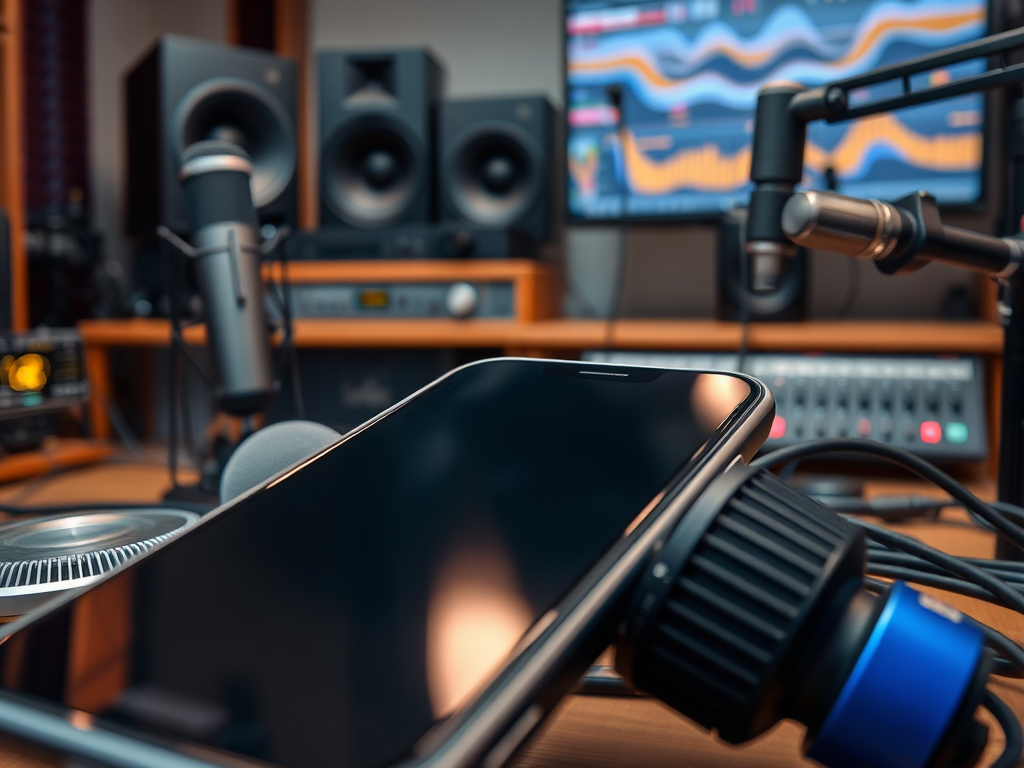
[745,26,1024,559]
[745,27,1024,292]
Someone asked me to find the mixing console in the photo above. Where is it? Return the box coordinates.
[584,352,987,462]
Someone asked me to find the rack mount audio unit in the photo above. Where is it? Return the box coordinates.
[264,259,560,322]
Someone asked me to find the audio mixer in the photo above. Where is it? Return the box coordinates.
[585,352,987,462]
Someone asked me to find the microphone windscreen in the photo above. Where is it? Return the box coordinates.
[220,420,343,504]
[180,140,259,232]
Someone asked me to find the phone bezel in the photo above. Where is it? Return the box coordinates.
[0,358,775,768]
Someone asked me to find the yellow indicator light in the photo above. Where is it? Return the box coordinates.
[8,353,50,392]
[360,289,390,308]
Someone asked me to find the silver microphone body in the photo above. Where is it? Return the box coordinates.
[180,141,276,416]
[782,189,1022,278]
[782,190,905,260]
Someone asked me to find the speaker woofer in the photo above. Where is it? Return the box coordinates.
[172,77,296,210]
[443,123,540,228]
[321,117,423,228]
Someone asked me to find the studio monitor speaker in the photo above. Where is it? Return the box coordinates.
[438,95,555,243]
[318,49,444,229]
[126,35,297,236]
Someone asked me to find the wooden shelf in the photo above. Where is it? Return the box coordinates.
[77,317,1004,441]
[0,438,115,486]
[78,318,1005,354]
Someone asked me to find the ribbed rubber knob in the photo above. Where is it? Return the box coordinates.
[618,466,865,743]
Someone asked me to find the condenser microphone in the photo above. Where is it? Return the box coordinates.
[782,190,907,260]
[180,140,275,416]
[782,189,1021,276]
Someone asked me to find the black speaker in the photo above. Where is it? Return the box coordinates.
[318,49,444,229]
[438,95,555,243]
[126,35,297,236]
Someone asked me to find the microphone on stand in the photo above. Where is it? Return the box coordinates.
[781,189,1020,274]
[781,190,908,260]
[179,140,276,417]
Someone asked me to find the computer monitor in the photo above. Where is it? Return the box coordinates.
[565,0,988,221]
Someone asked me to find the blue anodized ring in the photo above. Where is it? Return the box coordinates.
[806,581,985,768]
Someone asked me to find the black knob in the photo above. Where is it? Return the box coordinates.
[617,467,866,743]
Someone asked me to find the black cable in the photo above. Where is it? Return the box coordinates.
[865,564,998,602]
[603,84,628,352]
[975,622,1024,679]
[166,240,182,490]
[834,255,860,319]
[849,518,1024,613]
[983,691,1023,768]
[276,235,305,420]
[752,439,1024,550]
[736,214,750,373]
[869,551,1024,584]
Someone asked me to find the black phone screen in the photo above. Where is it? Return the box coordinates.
[0,359,755,768]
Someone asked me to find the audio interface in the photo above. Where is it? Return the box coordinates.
[585,352,987,462]
[280,281,514,319]
[264,260,560,322]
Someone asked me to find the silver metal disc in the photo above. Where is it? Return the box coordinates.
[0,509,199,616]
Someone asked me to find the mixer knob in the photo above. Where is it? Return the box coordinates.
[446,282,479,319]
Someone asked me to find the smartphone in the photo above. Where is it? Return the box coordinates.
[0,358,772,768]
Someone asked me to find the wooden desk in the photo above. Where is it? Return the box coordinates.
[0,464,1019,767]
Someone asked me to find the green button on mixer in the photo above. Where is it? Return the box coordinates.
[945,422,969,445]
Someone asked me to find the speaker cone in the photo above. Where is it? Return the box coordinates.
[173,77,296,209]
[444,123,540,228]
[321,117,423,228]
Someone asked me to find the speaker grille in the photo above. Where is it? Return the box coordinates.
[0,510,198,589]
[173,77,296,210]
[321,116,424,228]
[443,123,539,228]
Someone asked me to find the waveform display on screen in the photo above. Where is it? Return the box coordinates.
[565,0,987,220]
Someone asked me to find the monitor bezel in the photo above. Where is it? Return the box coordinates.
[561,0,993,226]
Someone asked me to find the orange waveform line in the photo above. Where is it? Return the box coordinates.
[623,115,981,195]
[569,9,984,89]
[804,114,982,176]
[624,135,752,193]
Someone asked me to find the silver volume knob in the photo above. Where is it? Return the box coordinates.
[446,282,479,318]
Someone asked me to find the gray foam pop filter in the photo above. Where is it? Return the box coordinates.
[220,420,342,504]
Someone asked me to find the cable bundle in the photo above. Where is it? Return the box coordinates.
[753,438,1024,768]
